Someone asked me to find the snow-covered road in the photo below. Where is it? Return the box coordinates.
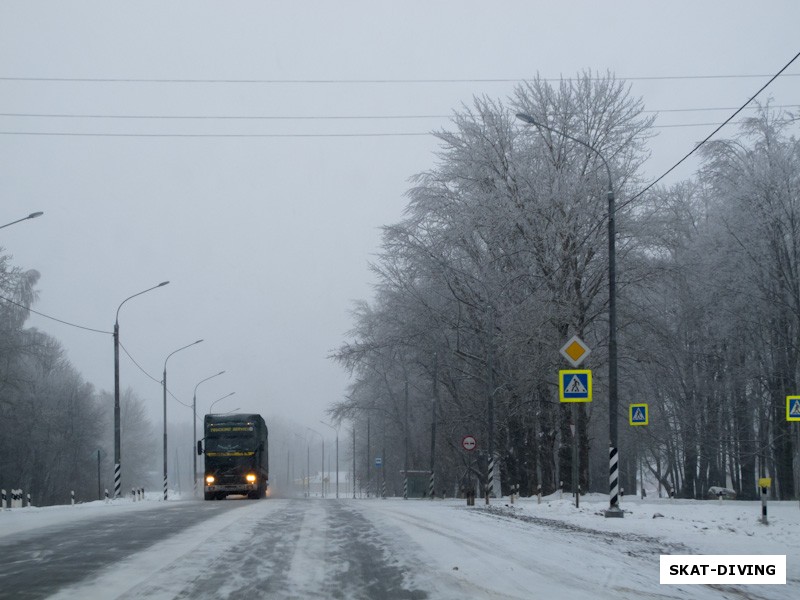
[1,494,796,599]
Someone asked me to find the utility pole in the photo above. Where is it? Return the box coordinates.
[404,378,410,500]
[352,425,357,499]
[486,307,495,504]
[429,353,439,499]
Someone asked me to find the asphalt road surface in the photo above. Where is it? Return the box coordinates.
[2,498,429,600]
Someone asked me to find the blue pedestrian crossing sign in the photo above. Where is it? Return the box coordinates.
[375,457,383,468]
[629,403,649,426]
[559,370,592,403]
[788,396,800,422]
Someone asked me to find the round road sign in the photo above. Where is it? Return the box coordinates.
[462,435,477,451]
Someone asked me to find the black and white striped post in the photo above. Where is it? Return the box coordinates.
[70,490,75,506]
[1,489,6,509]
[113,463,121,500]
[759,477,771,525]
[486,454,495,505]
[609,446,620,510]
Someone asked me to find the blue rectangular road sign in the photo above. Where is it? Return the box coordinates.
[559,370,592,402]
[788,397,800,422]
[630,403,648,426]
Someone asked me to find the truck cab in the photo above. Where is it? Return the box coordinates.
[198,413,269,500]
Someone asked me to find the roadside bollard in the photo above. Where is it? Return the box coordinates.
[1,489,6,510]
[26,492,31,507]
[70,490,75,506]
[139,488,145,501]
[559,481,563,499]
[104,488,109,503]
[718,491,724,504]
[466,489,475,506]
[759,477,771,525]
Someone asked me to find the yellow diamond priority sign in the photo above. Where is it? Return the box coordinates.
[560,335,591,367]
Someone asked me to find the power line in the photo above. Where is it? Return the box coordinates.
[0,131,431,138]
[0,112,450,121]
[0,73,798,84]
[118,340,194,410]
[118,341,161,385]
[0,290,191,409]
[0,118,792,139]
[0,293,111,334]
[626,49,800,206]
[1,105,796,121]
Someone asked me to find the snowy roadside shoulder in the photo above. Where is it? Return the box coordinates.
[478,492,800,586]
[0,491,193,540]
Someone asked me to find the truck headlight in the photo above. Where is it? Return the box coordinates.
[205,475,215,484]
[246,473,256,483]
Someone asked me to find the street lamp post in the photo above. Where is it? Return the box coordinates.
[162,339,203,501]
[321,421,339,498]
[307,428,324,498]
[113,281,169,498]
[516,113,622,518]
[352,425,356,499]
[0,211,43,230]
[192,371,225,497]
[208,391,236,413]
[1,213,44,319]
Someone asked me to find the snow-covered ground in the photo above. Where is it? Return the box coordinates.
[1,492,797,599]
[362,493,799,599]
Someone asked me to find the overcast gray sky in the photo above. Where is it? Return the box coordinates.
[1,1,798,433]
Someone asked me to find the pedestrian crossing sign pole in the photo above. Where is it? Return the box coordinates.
[559,370,592,403]
[787,396,800,421]
[629,403,648,426]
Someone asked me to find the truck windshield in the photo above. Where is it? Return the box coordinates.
[206,423,258,453]
[206,437,257,453]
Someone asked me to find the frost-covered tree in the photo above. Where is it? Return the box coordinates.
[333,73,655,497]
[699,107,800,499]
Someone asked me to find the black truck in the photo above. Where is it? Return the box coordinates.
[198,413,269,500]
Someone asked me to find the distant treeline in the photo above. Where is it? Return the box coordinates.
[0,265,156,505]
